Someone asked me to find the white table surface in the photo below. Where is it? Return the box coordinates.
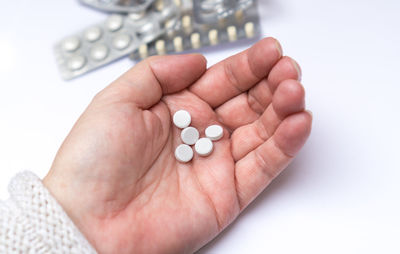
[1,0,399,253]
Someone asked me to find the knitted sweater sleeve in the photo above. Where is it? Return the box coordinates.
[0,171,97,253]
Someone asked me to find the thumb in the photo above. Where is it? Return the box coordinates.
[104,54,207,109]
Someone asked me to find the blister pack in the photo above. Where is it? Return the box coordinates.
[79,0,155,13]
[54,0,259,80]
[54,0,179,80]
[130,0,259,60]
[193,0,254,24]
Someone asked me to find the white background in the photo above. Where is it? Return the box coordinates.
[1,0,399,253]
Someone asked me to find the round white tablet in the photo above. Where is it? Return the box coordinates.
[62,37,80,52]
[175,144,193,163]
[205,125,223,141]
[155,39,166,55]
[106,15,123,32]
[195,138,214,157]
[85,27,102,42]
[173,36,183,52]
[90,44,109,61]
[67,55,86,71]
[181,127,199,145]
[112,34,132,50]
[173,110,191,129]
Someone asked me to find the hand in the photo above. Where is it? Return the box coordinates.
[43,38,312,254]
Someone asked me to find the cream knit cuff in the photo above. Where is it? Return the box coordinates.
[1,171,97,253]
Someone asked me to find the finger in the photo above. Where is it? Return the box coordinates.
[231,79,305,161]
[215,57,301,130]
[248,56,302,112]
[235,111,312,209]
[189,37,282,108]
[100,54,207,109]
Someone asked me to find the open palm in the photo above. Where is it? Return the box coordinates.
[44,38,312,254]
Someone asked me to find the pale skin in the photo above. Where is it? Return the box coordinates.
[43,38,312,254]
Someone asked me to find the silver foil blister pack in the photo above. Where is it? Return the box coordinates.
[193,0,254,24]
[130,0,260,60]
[54,0,179,80]
[79,0,156,13]
[54,0,259,80]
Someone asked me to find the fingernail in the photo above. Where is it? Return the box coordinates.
[275,39,283,57]
[291,59,302,81]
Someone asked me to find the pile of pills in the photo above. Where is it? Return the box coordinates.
[173,110,223,163]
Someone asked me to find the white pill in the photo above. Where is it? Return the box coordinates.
[175,144,193,163]
[173,36,183,52]
[173,110,191,129]
[155,39,166,55]
[106,15,123,32]
[195,138,213,156]
[90,44,109,61]
[208,29,218,45]
[67,55,86,71]
[112,34,131,50]
[182,15,191,29]
[85,27,102,42]
[181,127,199,145]
[139,44,148,59]
[62,37,80,52]
[227,26,237,41]
[205,125,223,141]
[245,22,255,38]
[191,33,201,49]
